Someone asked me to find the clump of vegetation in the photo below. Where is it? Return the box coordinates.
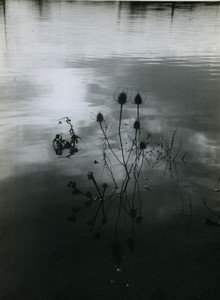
[53,117,80,158]
[53,88,184,264]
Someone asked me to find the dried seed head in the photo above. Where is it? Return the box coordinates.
[140,141,147,150]
[87,172,94,180]
[117,92,127,105]
[134,94,142,105]
[136,215,143,224]
[133,120,140,130]
[102,183,108,189]
[67,181,76,188]
[96,112,104,123]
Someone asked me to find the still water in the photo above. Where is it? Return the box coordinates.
[0,1,220,299]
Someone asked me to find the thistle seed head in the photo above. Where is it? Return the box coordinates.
[96,112,104,123]
[133,120,140,130]
[140,141,147,150]
[134,93,142,105]
[117,92,127,105]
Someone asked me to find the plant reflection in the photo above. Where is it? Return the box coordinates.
[53,88,185,264]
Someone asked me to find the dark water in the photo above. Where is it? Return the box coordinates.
[0,1,220,299]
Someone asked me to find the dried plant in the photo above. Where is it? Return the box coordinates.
[53,88,184,264]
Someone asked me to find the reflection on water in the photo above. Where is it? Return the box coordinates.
[1,1,220,299]
[56,94,186,257]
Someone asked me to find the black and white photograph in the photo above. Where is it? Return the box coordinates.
[0,0,220,299]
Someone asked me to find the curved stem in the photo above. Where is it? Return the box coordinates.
[118,104,130,179]
[100,122,123,166]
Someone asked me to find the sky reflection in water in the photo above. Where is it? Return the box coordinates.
[1,1,220,299]
[0,1,220,213]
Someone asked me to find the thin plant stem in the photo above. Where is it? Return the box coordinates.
[118,104,130,179]
[100,122,123,166]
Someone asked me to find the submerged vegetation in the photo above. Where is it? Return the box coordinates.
[53,88,186,263]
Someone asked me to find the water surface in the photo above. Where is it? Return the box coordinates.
[0,1,220,299]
